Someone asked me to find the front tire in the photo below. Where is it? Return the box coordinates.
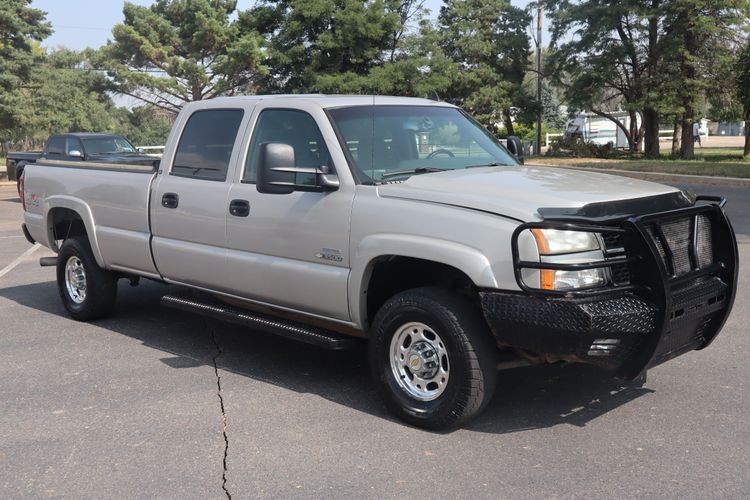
[57,237,118,321]
[369,287,497,430]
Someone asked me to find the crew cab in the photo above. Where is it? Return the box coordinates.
[20,96,738,430]
[6,133,157,187]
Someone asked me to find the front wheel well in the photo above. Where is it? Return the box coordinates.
[364,256,476,325]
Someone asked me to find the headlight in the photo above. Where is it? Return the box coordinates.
[531,228,600,255]
[525,229,608,291]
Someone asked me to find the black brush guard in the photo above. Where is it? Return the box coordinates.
[480,196,738,379]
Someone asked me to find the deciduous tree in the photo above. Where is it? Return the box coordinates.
[738,39,750,157]
[545,0,669,154]
[546,0,749,158]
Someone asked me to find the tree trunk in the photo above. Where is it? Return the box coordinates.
[503,108,514,137]
[744,117,750,157]
[680,103,695,160]
[678,16,698,160]
[629,110,639,152]
[672,115,682,155]
[643,107,660,158]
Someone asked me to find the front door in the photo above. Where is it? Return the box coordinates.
[150,106,248,289]
[224,105,354,321]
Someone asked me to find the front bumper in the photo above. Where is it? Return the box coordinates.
[481,196,738,379]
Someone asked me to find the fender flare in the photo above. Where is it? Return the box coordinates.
[44,195,106,268]
[349,233,498,327]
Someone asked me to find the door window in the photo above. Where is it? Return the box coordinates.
[171,109,244,181]
[65,138,83,155]
[243,109,330,183]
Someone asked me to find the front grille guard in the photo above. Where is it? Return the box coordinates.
[511,196,738,377]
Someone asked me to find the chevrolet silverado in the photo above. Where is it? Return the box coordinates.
[20,96,738,429]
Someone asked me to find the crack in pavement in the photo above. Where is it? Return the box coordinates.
[207,322,232,500]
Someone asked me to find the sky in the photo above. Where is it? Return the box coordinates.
[31,0,546,51]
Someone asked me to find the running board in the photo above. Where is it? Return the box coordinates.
[161,292,359,350]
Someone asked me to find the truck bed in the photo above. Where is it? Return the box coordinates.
[5,152,42,181]
[22,160,158,276]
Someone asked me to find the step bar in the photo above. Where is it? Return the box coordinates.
[161,292,359,350]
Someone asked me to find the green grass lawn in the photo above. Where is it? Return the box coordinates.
[531,148,750,178]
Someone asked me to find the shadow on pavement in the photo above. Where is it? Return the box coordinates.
[0,279,653,434]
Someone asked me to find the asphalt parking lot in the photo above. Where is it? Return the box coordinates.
[0,180,748,499]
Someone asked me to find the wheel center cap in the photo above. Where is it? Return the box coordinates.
[407,341,439,379]
[408,355,423,371]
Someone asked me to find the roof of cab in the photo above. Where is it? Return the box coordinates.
[54,132,127,139]
[193,94,455,109]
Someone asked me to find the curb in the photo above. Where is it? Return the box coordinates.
[526,163,750,188]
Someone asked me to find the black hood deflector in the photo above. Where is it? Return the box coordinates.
[538,191,694,223]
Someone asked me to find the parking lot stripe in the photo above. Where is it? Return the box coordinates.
[0,243,40,279]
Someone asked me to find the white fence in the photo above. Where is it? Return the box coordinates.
[545,129,709,148]
[658,129,708,142]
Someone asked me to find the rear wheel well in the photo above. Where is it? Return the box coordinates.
[48,208,87,250]
[365,256,476,325]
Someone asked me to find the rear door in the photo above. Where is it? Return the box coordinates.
[150,104,251,288]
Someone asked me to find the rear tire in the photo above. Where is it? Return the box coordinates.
[57,237,117,321]
[369,287,497,430]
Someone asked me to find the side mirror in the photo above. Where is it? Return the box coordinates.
[256,142,340,195]
[257,143,296,194]
[506,136,524,164]
[68,150,83,159]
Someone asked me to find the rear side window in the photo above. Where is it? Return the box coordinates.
[172,109,244,181]
[46,137,65,156]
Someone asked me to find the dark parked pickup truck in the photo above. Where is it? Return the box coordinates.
[5,133,158,187]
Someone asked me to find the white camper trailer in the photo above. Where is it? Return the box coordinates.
[565,112,640,148]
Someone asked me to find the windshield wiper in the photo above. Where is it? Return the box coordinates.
[464,162,504,169]
[380,167,447,179]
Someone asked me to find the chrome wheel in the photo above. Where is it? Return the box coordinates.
[64,256,87,304]
[389,321,450,401]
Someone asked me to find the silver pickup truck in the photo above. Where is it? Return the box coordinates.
[20,96,738,430]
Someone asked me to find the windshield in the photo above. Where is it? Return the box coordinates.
[327,105,518,183]
[82,136,136,155]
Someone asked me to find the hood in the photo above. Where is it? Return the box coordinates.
[376,165,683,222]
